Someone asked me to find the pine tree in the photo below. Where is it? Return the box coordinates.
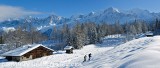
[0,36,3,44]
[72,22,85,49]
[130,25,137,35]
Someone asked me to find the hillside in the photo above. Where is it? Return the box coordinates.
[0,36,160,68]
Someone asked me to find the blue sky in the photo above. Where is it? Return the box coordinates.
[0,0,160,18]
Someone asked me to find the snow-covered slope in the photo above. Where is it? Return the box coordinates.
[80,36,154,68]
[115,36,160,68]
[70,7,159,24]
[1,36,160,68]
[0,45,113,68]
[80,36,160,68]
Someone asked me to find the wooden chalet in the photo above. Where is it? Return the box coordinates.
[1,44,54,62]
[64,46,73,54]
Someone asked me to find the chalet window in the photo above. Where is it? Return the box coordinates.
[43,53,47,56]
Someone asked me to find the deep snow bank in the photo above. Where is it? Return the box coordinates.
[116,36,160,68]
[0,36,159,68]
[80,36,154,68]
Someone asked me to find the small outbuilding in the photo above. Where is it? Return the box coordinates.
[145,32,154,37]
[64,46,73,54]
[1,44,54,62]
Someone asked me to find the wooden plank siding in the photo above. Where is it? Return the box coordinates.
[22,46,53,59]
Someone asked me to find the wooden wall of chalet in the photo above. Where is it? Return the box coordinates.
[23,46,53,59]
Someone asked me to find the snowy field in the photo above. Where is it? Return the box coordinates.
[1,36,160,68]
[0,45,113,68]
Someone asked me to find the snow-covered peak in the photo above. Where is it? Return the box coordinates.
[2,27,15,33]
[48,15,62,20]
[0,7,160,34]
[88,11,95,16]
[24,16,33,20]
[70,14,85,18]
[49,16,53,25]
[70,14,85,21]
[127,8,150,14]
[104,7,120,13]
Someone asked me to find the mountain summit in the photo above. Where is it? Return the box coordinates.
[0,7,160,33]
[104,7,120,13]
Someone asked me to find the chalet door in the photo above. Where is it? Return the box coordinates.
[43,53,47,56]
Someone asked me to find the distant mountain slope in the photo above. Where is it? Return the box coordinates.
[0,7,160,33]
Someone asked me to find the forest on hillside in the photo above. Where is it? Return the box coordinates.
[0,19,160,52]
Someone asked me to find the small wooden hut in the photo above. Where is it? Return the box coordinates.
[64,46,73,54]
[146,32,153,37]
[1,44,54,62]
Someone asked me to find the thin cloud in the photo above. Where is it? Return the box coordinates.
[0,5,41,21]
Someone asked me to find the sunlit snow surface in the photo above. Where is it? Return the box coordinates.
[1,36,160,68]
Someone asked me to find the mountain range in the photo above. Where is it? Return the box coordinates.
[0,7,160,33]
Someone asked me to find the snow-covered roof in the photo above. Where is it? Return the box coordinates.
[1,44,54,56]
[146,32,153,35]
[64,46,73,50]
